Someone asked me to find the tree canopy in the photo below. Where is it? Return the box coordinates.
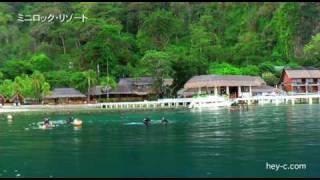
[0,2,319,99]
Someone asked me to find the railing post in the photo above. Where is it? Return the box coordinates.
[309,97,313,104]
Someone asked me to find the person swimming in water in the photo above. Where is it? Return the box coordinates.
[143,117,151,127]
[66,116,74,124]
[161,117,168,126]
[43,117,51,128]
[44,117,49,124]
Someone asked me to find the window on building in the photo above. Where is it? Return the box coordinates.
[292,79,302,84]
[293,86,299,93]
[241,86,249,92]
[306,78,314,84]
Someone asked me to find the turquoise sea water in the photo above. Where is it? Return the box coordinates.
[0,104,319,177]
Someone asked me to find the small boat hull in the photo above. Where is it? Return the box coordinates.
[189,96,234,109]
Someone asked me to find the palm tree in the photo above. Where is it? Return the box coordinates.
[31,71,45,103]
[84,69,97,102]
[41,82,51,103]
[13,77,23,96]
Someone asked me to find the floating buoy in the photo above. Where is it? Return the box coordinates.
[73,119,82,126]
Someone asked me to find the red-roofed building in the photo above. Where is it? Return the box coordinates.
[280,67,320,94]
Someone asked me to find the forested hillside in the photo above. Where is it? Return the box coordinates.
[0,2,320,100]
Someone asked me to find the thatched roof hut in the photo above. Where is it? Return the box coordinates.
[45,88,86,99]
[0,94,5,100]
[110,77,154,95]
[184,75,266,89]
[109,77,173,96]
[10,93,24,103]
[0,95,6,105]
[88,85,112,96]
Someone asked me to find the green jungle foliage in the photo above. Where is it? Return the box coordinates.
[0,2,319,100]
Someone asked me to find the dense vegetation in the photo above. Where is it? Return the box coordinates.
[0,2,319,100]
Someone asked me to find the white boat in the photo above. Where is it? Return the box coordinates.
[188,96,234,109]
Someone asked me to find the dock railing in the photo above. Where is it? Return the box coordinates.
[98,94,320,110]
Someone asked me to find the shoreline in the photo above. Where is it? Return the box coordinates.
[0,104,189,114]
[0,104,101,113]
[0,103,315,114]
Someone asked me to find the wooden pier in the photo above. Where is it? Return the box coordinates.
[236,94,320,105]
[98,98,193,110]
[98,94,320,110]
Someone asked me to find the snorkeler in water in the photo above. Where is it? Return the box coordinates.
[143,117,151,127]
[43,117,51,128]
[44,117,50,124]
[161,117,168,125]
[66,116,74,124]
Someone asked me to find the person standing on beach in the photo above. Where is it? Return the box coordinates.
[14,97,19,106]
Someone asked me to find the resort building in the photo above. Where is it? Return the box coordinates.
[251,85,284,96]
[179,75,270,98]
[110,77,156,101]
[87,85,112,100]
[89,77,173,102]
[44,88,87,104]
[279,68,320,94]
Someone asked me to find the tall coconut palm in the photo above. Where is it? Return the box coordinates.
[31,71,45,103]
[41,82,51,103]
[13,76,24,97]
[83,69,97,102]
